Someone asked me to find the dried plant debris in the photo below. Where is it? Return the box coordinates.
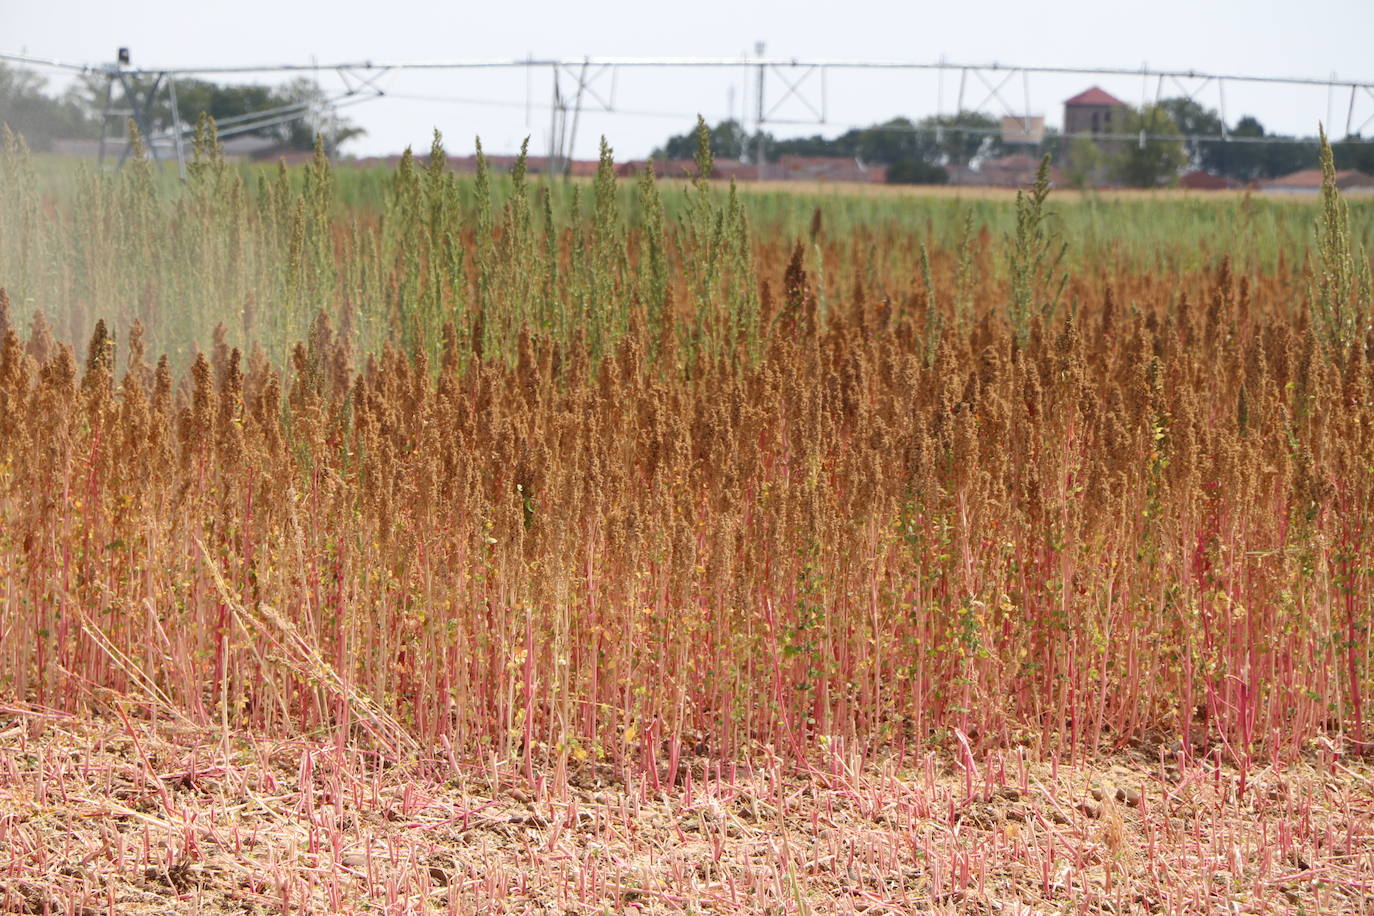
[1,711,1371,914]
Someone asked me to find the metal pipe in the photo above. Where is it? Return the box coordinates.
[97,73,115,168]
[11,55,1359,92]
[564,59,590,177]
[165,74,187,178]
[755,44,766,181]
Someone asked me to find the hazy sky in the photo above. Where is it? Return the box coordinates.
[4,0,1372,159]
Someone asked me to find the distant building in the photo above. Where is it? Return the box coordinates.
[452,153,563,175]
[980,154,1060,187]
[1259,168,1374,195]
[1179,170,1243,191]
[1000,116,1046,146]
[774,155,886,183]
[620,159,694,179]
[619,159,759,181]
[711,160,769,181]
[1062,86,1128,182]
[51,134,301,163]
[619,155,885,184]
[351,153,593,177]
[1064,87,1127,138]
[946,154,1063,188]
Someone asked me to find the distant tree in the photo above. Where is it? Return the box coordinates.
[1229,116,1265,139]
[274,78,365,153]
[782,112,1003,167]
[1215,116,1316,182]
[1217,116,1267,182]
[1038,126,1065,165]
[162,78,278,132]
[1258,136,1316,178]
[851,118,920,165]
[1156,96,1227,172]
[767,116,989,168]
[72,72,364,153]
[770,130,859,160]
[654,119,755,161]
[0,64,98,150]
[1064,135,1105,189]
[1333,135,1374,174]
[652,111,1003,171]
[1217,115,1268,182]
[886,158,948,184]
[1110,105,1187,187]
[917,111,1004,167]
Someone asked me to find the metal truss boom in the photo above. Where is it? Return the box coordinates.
[8,50,1368,92]
[5,49,1372,163]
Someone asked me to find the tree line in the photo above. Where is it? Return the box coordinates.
[4,62,1371,186]
[0,63,363,154]
[653,98,1374,187]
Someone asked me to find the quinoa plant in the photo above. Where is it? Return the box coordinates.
[1008,155,1067,342]
[1311,125,1373,353]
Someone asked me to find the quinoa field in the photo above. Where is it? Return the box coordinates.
[0,122,1372,914]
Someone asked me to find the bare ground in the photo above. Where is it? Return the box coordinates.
[1,706,1370,915]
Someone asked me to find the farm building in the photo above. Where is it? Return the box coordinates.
[619,158,760,181]
[1179,170,1243,190]
[619,155,885,184]
[773,155,886,183]
[1063,86,1128,178]
[51,134,304,163]
[1259,168,1374,195]
[1064,86,1127,138]
[946,154,1064,188]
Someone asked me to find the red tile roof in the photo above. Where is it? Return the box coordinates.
[776,154,886,182]
[1260,168,1374,189]
[1064,86,1126,107]
[1263,168,1322,187]
[946,160,1064,188]
[1179,170,1238,190]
